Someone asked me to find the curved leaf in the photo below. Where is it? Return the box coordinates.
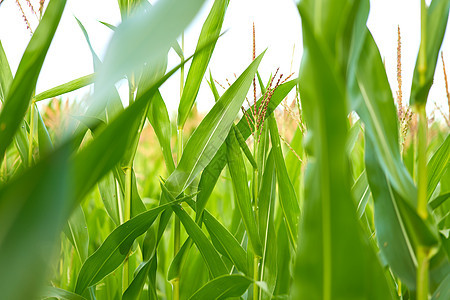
[177,0,229,128]
[189,274,252,300]
[165,51,265,197]
[0,0,66,162]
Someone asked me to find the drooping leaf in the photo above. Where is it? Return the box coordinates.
[75,201,179,295]
[40,286,87,300]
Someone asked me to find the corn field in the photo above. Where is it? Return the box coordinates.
[0,0,449,299]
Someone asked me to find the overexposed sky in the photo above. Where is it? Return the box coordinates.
[0,0,449,119]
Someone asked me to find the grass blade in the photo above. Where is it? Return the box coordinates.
[188,274,252,300]
[0,0,66,162]
[268,115,300,249]
[74,201,180,294]
[165,51,265,197]
[226,127,262,257]
[177,0,229,128]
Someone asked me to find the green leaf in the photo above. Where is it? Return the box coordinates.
[410,0,450,107]
[430,192,450,210]
[350,28,417,204]
[177,0,229,128]
[226,127,262,257]
[161,185,228,278]
[92,0,206,115]
[64,205,89,262]
[98,172,121,225]
[75,201,177,295]
[34,74,95,102]
[189,274,252,300]
[352,170,371,218]
[268,115,300,249]
[365,139,418,288]
[0,0,66,162]
[293,1,394,298]
[203,209,249,275]
[36,106,53,157]
[194,79,297,222]
[40,286,87,300]
[122,260,153,300]
[258,150,277,297]
[0,40,13,102]
[0,143,71,300]
[431,273,450,300]
[427,135,450,200]
[165,51,265,197]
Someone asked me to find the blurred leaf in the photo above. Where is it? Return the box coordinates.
[177,0,229,128]
[410,0,450,107]
[226,127,262,257]
[0,143,71,300]
[430,192,450,210]
[0,0,66,162]
[165,51,265,197]
[0,40,12,102]
[34,74,95,102]
[427,135,450,200]
[92,0,206,116]
[431,273,450,300]
[75,200,180,295]
[41,286,87,300]
[64,205,89,262]
[268,115,300,249]
[189,274,252,300]
[36,106,53,156]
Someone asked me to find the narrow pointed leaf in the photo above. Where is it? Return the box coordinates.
[226,127,262,257]
[410,0,450,106]
[189,274,252,300]
[75,201,178,294]
[34,74,95,102]
[165,51,265,197]
[177,0,229,128]
[0,0,66,161]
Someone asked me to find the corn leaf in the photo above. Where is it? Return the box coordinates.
[410,0,450,107]
[165,51,265,197]
[41,286,87,300]
[293,1,394,298]
[0,0,66,160]
[177,0,229,128]
[226,127,263,257]
[161,184,228,278]
[74,201,179,294]
[268,115,300,249]
[0,40,12,102]
[189,274,252,300]
[0,0,66,162]
[427,135,450,200]
[63,205,89,262]
[34,74,95,102]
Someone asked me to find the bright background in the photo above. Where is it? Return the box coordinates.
[0,0,449,119]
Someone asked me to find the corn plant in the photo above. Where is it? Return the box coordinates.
[0,0,449,299]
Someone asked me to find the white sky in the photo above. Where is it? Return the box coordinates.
[0,0,449,119]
